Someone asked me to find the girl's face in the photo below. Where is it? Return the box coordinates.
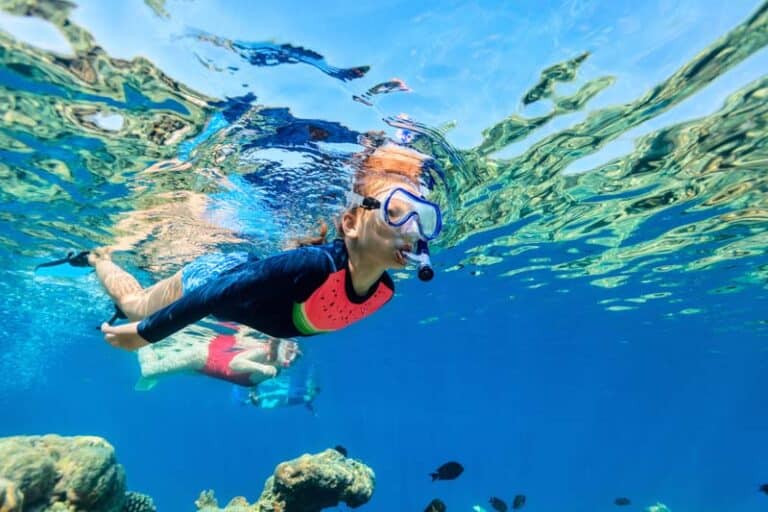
[276,340,300,367]
[344,180,422,270]
[344,142,436,271]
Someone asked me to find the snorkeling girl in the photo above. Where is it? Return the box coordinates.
[82,142,443,351]
[136,324,301,389]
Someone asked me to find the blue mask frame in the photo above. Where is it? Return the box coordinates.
[358,187,443,241]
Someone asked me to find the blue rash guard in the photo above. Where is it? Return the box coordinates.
[136,239,395,343]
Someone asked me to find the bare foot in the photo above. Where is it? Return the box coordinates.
[87,247,114,266]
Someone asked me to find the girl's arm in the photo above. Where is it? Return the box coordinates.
[229,353,278,379]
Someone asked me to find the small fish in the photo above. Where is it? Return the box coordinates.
[512,494,526,510]
[760,483,768,495]
[430,461,464,481]
[615,497,631,506]
[489,496,508,512]
[334,445,348,457]
[424,498,446,512]
[472,506,488,512]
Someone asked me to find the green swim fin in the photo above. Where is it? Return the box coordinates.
[134,377,159,391]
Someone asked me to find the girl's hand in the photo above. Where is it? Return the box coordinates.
[100,322,149,351]
[261,365,279,378]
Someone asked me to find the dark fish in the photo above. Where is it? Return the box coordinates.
[430,461,464,481]
[489,496,508,512]
[334,445,348,457]
[614,497,631,506]
[424,498,447,512]
[512,494,526,510]
[759,483,768,495]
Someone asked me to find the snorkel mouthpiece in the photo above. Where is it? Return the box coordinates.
[403,239,434,281]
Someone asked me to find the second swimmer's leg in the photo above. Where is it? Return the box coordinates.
[138,337,206,377]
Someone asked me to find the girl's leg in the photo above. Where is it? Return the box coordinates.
[137,336,207,378]
[89,250,183,321]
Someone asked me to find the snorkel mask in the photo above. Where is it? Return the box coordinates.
[361,187,442,241]
[275,340,301,368]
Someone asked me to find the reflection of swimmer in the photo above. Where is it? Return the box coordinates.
[136,324,300,390]
[73,142,444,351]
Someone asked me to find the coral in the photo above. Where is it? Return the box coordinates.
[122,492,157,512]
[51,436,126,511]
[221,496,252,512]
[0,477,24,512]
[195,490,219,510]
[195,449,374,512]
[195,492,253,512]
[0,435,138,512]
[259,449,374,512]
[0,435,373,512]
[0,438,57,506]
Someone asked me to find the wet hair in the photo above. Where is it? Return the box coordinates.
[288,139,432,248]
[351,141,426,196]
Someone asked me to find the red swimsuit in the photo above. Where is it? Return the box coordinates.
[200,333,253,386]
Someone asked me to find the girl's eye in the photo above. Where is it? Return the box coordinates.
[387,199,408,219]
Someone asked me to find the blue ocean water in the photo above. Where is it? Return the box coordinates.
[1,1,767,511]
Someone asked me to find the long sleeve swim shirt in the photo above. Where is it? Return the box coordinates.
[137,239,395,343]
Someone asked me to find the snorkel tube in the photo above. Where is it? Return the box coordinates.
[403,239,434,282]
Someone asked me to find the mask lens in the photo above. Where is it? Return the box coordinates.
[383,188,442,240]
[277,341,294,365]
[413,202,438,238]
[384,195,411,224]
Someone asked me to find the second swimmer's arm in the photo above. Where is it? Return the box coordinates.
[229,356,278,379]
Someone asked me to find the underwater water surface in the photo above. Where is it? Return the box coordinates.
[0,0,767,511]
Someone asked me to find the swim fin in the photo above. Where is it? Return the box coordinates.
[35,251,91,270]
[134,377,159,391]
[93,305,128,331]
[230,385,253,406]
[106,306,128,325]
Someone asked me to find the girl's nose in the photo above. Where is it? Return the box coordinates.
[399,216,421,240]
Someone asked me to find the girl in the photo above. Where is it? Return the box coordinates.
[89,142,443,350]
[135,324,301,390]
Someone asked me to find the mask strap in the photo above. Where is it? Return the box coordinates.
[346,191,381,210]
